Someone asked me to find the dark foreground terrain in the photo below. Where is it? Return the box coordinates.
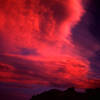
[30,88,100,100]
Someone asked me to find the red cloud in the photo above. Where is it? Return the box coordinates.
[0,0,96,90]
[0,53,91,88]
[0,0,84,54]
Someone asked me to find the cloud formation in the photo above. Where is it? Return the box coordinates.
[0,54,90,88]
[0,1,100,98]
[0,0,84,54]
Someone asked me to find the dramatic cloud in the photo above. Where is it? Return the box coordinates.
[0,0,100,100]
[0,54,90,87]
[0,0,84,54]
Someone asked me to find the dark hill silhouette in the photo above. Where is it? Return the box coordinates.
[30,87,100,100]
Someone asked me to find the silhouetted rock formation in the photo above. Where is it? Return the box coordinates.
[30,88,100,100]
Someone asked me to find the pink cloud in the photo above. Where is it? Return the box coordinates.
[0,0,97,89]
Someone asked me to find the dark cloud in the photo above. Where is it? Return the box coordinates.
[89,50,100,79]
[14,48,40,56]
[88,0,100,42]
[71,0,100,87]
[39,0,67,24]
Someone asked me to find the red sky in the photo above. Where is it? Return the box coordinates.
[0,0,100,100]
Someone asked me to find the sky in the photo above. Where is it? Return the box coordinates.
[0,0,100,100]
